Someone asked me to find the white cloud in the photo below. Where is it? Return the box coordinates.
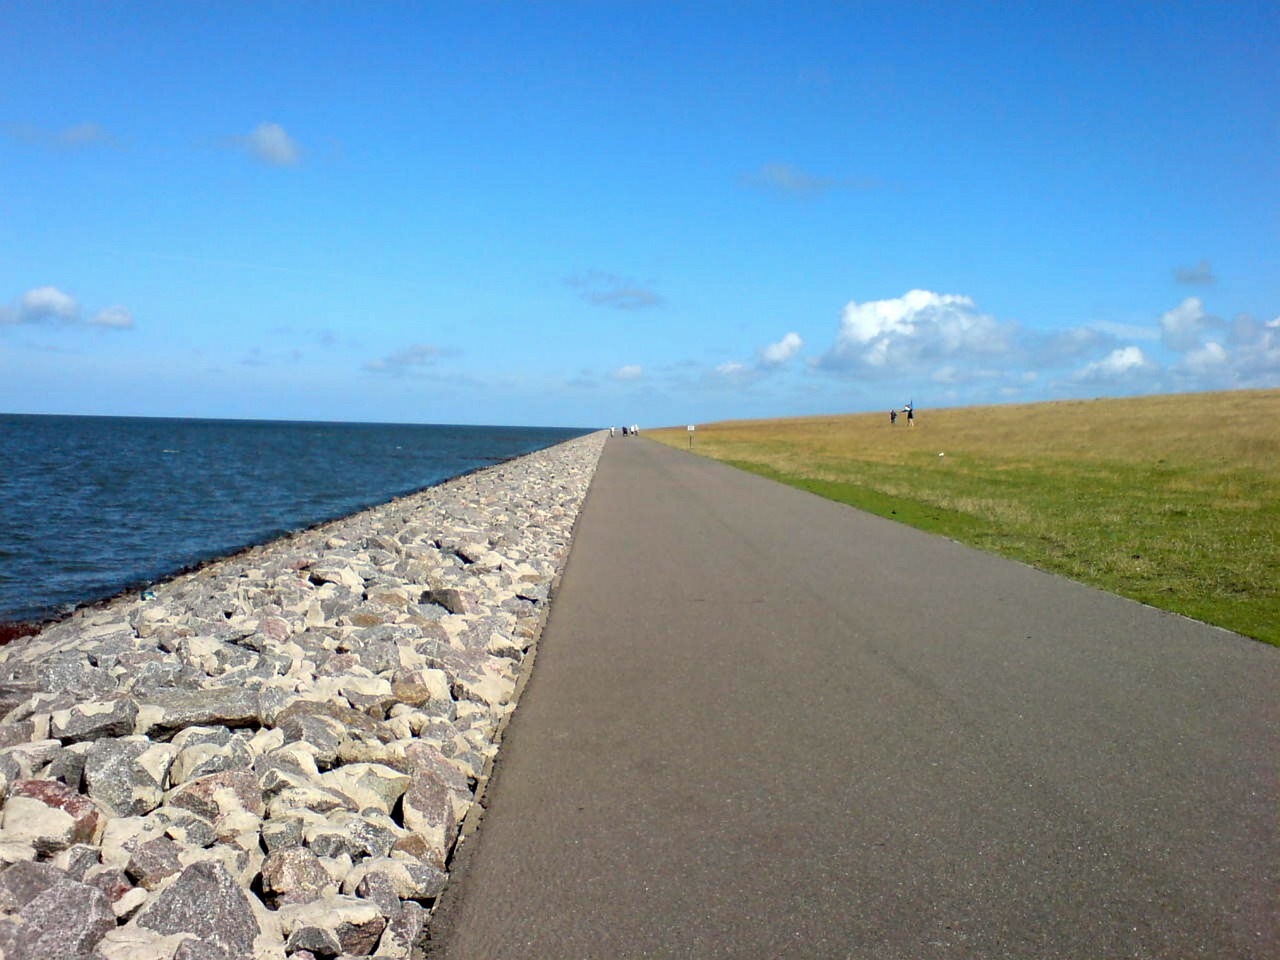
[711,331,805,385]
[1160,297,1219,351]
[821,289,1015,378]
[759,331,803,367]
[714,360,751,380]
[18,286,79,323]
[612,364,643,381]
[363,343,444,374]
[1073,346,1151,383]
[90,305,135,329]
[1182,341,1228,375]
[1208,315,1280,387]
[241,122,301,166]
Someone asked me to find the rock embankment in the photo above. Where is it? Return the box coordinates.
[0,431,605,959]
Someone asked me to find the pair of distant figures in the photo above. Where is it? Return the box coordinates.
[610,425,640,437]
[890,405,915,426]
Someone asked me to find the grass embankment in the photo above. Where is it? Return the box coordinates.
[650,389,1280,646]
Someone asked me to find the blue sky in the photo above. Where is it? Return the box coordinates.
[2,1,1276,428]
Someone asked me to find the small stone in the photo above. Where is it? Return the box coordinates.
[338,676,396,715]
[51,841,101,881]
[167,768,264,832]
[418,588,472,615]
[319,762,410,813]
[260,846,334,907]
[343,857,448,902]
[400,774,458,868]
[375,901,429,959]
[261,815,305,851]
[0,739,65,778]
[85,864,135,904]
[266,783,357,819]
[149,806,219,848]
[127,835,184,890]
[169,737,254,785]
[278,895,386,956]
[110,884,150,920]
[303,811,399,860]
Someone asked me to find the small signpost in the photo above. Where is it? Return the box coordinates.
[687,424,695,448]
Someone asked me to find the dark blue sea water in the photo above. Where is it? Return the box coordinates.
[0,415,590,625]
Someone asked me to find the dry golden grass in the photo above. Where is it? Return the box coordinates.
[651,389,1280,645]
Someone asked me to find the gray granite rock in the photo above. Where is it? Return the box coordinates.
[167,768,264,828]
[0,873,115,959]
[50,697,139,744]
[52,841,101,881]
[83,737,171,817]
[303,810,400,860]
[135,860,261,960]
[375,900,430,958]
[137,686,263,735]
[279,895,386,956]
[0,859,68,910]
[400,773,458,868]
[169,734,253,785]
[148,805,219,848]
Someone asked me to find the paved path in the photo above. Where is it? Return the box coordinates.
[429,437,1278,959]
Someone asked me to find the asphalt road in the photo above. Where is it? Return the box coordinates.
[429,436,1278,959]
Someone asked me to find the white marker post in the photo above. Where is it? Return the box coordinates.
[687,424,695,448]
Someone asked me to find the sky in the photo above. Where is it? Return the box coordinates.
[2,1,1276,428]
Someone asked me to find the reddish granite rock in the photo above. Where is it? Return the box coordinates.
[167,768,264,825]
[9,778,102,846]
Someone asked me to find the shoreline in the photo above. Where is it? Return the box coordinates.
[0,431,606,959]
[0,444,579,640]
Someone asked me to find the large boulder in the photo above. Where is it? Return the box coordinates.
[49,697,139,743]
[134,860,263,959]
[0,871,115,960]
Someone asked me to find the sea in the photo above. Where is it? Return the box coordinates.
[0,414,591,625]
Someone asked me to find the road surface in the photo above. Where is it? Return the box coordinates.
[429,436,1278,959]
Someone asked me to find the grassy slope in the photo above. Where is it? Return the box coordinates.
[650,389,1280,646]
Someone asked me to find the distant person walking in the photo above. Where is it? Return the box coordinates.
[890,408,898,426]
